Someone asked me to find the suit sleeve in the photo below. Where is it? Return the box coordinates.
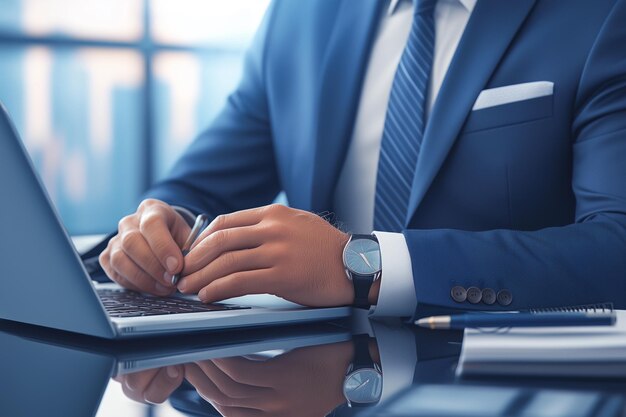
[405,0,626,313]
[145,2,281,218]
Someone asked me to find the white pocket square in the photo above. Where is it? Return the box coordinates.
[472,81,554,111]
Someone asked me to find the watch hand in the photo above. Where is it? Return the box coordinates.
[359,253,373,269]
[355,378,372,391]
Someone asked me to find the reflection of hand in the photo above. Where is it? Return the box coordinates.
[114,365,185,404]
[100,199,191,296]
[177,204,380,306]
[184,341,355,417]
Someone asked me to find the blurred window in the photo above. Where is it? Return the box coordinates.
[0,0,269,234]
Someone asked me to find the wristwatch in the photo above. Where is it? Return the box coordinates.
[343,234,382,308]
[343,334,383,408]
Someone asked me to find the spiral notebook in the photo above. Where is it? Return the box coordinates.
[457,305,626,378]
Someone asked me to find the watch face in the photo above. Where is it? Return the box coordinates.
[344,369,383,404]
[344,238,381,275]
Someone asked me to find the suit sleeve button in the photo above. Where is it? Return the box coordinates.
[482,288,496,305]
[497,289,513,306]
[466,287,482,304]
[450,286,467,303]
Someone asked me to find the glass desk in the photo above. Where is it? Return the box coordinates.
[1,315,625,417]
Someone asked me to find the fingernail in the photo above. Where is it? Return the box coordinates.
[167,366,179,379]
[166,256,178,273]
[163,271,173,285]
[155,283,169,293]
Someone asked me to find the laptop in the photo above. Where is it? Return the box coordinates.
[0,320,351,417]
[0,102,351,339]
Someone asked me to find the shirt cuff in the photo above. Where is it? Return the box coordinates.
[369,231,417,317]
[371,321,418,403]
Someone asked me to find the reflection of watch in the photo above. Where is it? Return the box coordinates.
[343,234,381,308]
[343,335,383,408]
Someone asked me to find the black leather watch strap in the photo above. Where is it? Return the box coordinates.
[353,273,373,309]
[351,334,373,371]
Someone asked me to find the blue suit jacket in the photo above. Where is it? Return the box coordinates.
[147,0,626,312]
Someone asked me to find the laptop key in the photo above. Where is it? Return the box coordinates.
[98,288,249,317]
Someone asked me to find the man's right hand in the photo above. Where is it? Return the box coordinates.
[99,199,191,296]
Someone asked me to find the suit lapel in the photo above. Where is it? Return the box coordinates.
[309,0,384,213]
[405,0,537,225]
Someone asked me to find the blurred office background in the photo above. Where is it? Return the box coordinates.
[0,0,269,234]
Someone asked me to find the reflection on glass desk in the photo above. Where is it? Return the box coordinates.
[366,384,625,417]
[1,318,626,417]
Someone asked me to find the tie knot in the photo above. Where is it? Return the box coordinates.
[413,0,437,15]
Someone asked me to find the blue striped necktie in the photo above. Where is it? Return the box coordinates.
[374,0,436,232]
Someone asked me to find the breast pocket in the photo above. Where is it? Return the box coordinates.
[463,81,554,133]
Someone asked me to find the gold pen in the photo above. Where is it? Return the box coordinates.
[171,214,210,285]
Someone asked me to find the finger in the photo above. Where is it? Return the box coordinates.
[198,269,276,303]
[139,205,189,275]
[119,229,170,287]
[179,248,271,294]
[211,357,273,387]
[99,245,115,282]
[195,360,272,400]
[125,368,159,391]
[138,200,192,246]
[100,247,144,293]
[112,273,145,294]
[184,363,240,408]
[170,213,193,247]
[121,369,160,403]
[121,381,149,404]
[183,225,265,276]
[143,366,184,404]
[191,208,267,251]
[110,272,144,293]
[109,248,174,296]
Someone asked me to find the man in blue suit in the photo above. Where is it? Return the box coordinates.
[99,0,626,317]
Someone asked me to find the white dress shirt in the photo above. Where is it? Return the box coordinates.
[333,0,476,316]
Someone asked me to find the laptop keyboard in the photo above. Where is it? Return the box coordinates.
[97,288,251,318]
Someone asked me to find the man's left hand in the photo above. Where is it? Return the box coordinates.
[177,204,358,306]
